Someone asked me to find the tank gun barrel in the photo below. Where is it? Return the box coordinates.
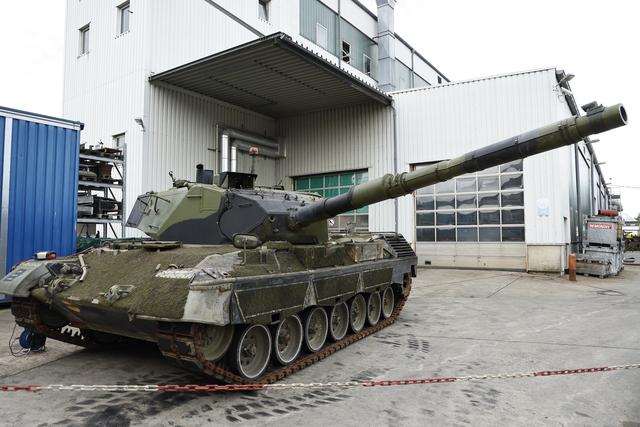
[291,103,627,229]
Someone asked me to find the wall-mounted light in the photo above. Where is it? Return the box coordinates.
[557,73,575,86]
[134,117,145,131]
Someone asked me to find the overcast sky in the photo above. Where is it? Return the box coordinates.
[0,0,637,215]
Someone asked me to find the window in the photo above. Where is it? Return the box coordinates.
[294,170,368,232]
[341,41,351,63]
[316,23,328,50]
[415,160,525,243]
[113,133,125,148]
[118,2,130,34]
[79,24,90,55]
[258,0,269,21]
[363,54,372,76]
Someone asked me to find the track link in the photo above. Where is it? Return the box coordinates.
[157,277,411,384]
[11,277,411,384]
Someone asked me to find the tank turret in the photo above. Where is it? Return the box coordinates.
[128,103,627,245]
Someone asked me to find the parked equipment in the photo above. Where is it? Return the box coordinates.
[0,103,627,382]
[576,210,625,277]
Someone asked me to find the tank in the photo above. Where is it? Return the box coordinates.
[1,103,627,383]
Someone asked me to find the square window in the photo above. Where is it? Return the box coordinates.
[501,191,524,207]
[479,227,500,242]
[456,177,476,193]
[479,210,500,225]
[502,227,525,242]
[417,228,435,242]
[501,174,523,190]
[416,195,434,211]
[478,193,500,208]
[416,185,434,195]
[316,23,328,50]
[341,41,351,63]
[295,178,310,190]
[501,209,524,224]
[309,176,324,189]
[435,180,455,194]
[118,2,130,34]
[354,172,368,185]
[79,24,90,55]
[457,211,477,225]
[324,175,339,187]
[417,212,435,226]
[340,174,354,186]
[457,227,478,242]
[436,194,455,210]
[456,195,476,209]
[478,176,499,191]
[436,227,456,242]
[258,0,269,21]
[436,212,455,226]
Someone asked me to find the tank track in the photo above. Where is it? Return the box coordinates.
[10,276,411,384]
[11,300,104,349]
[157,276,411,384]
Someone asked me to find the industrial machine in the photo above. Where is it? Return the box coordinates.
[0,103,627,383]
[576,210,625,277]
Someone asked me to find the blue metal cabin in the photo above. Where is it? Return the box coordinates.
[0,106,82,303]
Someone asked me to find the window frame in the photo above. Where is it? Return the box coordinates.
[341,40,351,64]
[316,22,328,50]
[414,160,525,243]
[118,1,131,34]
[113,133,125,148]
[363,54,372,76]
[79,24,90,55]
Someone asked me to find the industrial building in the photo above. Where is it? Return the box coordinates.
[63,0,612,272]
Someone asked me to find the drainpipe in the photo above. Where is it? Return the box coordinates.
[337,0,342,70]
[376,0,397,92]
[392,100,399,233]
[574,144,582,251]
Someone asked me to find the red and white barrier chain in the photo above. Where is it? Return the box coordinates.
[1,363,639,393]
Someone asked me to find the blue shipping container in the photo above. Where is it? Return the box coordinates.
[0,106,82,302]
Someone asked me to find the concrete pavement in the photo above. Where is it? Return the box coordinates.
[0,266,639,426]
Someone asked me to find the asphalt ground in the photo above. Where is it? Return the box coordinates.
[0,264,639,426]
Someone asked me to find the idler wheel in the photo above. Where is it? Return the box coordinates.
[303,307,328,352]
[381,287,395,319]
[232,324,272,380]
[366,292,382,326]
[328,302,349,341]
[201,325,234,362]
[349,294,366,333]
[272,315,303,365]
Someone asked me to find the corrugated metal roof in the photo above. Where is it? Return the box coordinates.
[390,67,558,96]
[0,106,83,130]
[149,32,392,118]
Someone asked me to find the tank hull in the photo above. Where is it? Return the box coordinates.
[5,234,416,381]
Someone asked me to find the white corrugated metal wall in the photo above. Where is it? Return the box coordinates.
[277,103,396,233]
[145,84,276,192]
[391,68,576,271]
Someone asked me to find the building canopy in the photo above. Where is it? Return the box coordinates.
[149,33,391,118]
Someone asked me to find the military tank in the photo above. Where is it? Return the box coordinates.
[1,102,627,383]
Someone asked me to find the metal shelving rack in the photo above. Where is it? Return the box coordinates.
[77,145,126,238]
